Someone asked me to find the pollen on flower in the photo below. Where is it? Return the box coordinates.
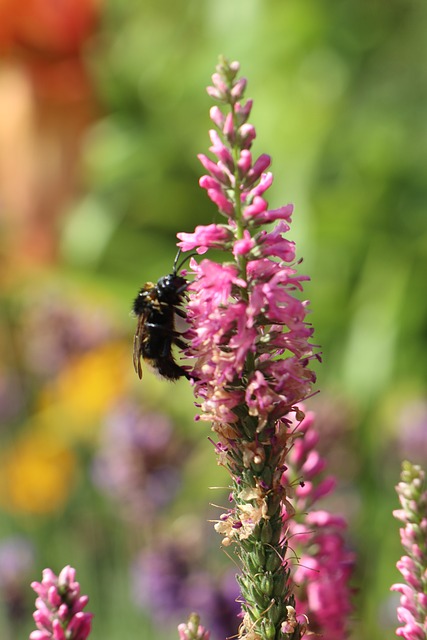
[238,499,267,533]
[241,440,265,468]
[214,513,238,546]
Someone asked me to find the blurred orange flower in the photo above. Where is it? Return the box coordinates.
[0,429,76,514]
[38,342,131,443]
[0,0,101,268]
[0,0,100,55]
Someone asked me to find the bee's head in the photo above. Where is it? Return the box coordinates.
[157,273,187,301]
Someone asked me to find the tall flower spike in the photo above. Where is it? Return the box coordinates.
[178,57,319,640]
[30,566,93,640]
[391,462,427,640]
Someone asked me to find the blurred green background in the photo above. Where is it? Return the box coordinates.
[0,0,426,638]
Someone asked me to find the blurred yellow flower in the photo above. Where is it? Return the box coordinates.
[0,430,76,515]
[38,341,130,442]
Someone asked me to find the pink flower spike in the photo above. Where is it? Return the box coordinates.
[30,566,93,640]
[280,408,354,640]
[391,462,427,640]
[184,58,322,640]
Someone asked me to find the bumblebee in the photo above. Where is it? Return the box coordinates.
[132,251,192,381]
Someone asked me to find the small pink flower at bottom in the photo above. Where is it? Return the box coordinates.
[178,613,211,640]
[30,566,93,640]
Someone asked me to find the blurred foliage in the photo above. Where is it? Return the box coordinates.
[0,0,426,639]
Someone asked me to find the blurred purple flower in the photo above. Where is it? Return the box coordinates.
[0,536,34,622]
[0,536,34,589]
[20,291,117,377]
[132,538,240,640]
[395,401,427,465]
[93,402,185,523]
[0,372,25,424]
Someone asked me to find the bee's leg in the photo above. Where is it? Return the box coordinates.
[160,337,173,358]
[156,358,188,381]
[174,337,187,350]
[132,333,143,379]
[175,307,187,319]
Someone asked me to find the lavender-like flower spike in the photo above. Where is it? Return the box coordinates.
[178,57,319,640]
[30,566,93,640]
[391,461,427,640]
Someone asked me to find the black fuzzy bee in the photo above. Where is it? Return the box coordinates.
[132,251,192,381]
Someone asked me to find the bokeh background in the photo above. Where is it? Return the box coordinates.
[0,1,426,639]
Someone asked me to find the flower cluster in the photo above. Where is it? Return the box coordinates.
[282,409,355,640]
[30,566,93,640]
[178,57,318,474]
[391,462,427,640]
[178,57,319,640]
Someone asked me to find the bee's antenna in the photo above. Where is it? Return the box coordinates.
[174,250,199,274]
[172,249,182,274]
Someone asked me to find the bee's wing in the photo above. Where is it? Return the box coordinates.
[133,313,147,379]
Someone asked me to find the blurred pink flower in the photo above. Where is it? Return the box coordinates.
[178,613,211,640]
[282,410,355,640]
